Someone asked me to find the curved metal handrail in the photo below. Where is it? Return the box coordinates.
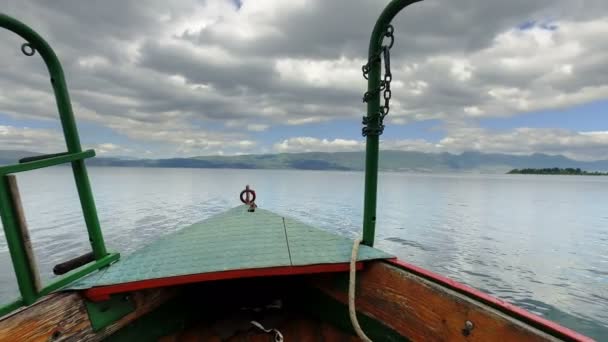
[362,0,423,246]
[0,13,82,152]
[0,14,114,311]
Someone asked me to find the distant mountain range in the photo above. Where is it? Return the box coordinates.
[2,149,608,173]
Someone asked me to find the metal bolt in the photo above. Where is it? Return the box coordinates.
[50,330,61,340]
[462,320,474,337]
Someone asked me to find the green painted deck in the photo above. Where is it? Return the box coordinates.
[69,206,392,290]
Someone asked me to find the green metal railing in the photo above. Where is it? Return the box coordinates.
[362,0,422,246]
[0,14,119,316]
[0,0,420,314]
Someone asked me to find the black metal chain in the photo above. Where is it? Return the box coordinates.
[362,25,394,137]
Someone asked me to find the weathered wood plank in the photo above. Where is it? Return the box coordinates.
[310,261,562,342]
[7,175,41,291]
[0,292,89,342]
[0,288,175,341]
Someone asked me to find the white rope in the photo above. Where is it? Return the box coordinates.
[250,321,284,342]
[349,238,373,342]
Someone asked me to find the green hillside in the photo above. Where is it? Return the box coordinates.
[2,150,608,173]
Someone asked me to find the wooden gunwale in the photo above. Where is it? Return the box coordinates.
[387,259,593,342]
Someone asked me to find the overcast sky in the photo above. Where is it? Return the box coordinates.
[1,0,608,160]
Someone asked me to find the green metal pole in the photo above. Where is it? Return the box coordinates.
[362,0,422,246]
[72,160,107,258]
[0,14,108,259]
[0,177,37,304]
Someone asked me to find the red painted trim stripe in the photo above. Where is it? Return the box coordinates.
[386,259,594,342]
[84,262,363,302]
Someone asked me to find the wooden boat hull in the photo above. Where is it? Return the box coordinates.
[0,259,592,341]
[309,260,590,341]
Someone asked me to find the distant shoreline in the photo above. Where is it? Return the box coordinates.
[3,150,608,173]
[507,168,608,176]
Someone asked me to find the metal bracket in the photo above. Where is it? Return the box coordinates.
[85,294,135,331]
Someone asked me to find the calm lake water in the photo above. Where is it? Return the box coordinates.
[0,167,606,339]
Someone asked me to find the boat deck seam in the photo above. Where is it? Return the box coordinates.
[67,205,393,291]
[282,217,293,265]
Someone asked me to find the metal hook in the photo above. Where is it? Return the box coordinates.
[384,25,395,49]
[21,43,35,56]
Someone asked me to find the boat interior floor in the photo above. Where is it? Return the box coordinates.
[160,312,357,342]
[109,276,364,342]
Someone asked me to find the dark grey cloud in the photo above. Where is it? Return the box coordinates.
[1,0,608,158]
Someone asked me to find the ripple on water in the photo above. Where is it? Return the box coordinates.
[586,268,608,277]
[0,168,606,340]
[385,237,437,252]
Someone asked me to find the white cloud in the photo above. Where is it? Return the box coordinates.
[225,120,269,132]
[434,127,608,161]
[3,122,608,161]
[274,137,362,153]
[271,128,608,161]
[285,117,329,125]
[450,59,474,82]
[92,143,136,156]
[464,106,483,116]
[1,0,608,159]
[0,125,63,152]
[272,137,442,154]
[275,56,364,90]
[367,16,608,122]
[246,123,269,132]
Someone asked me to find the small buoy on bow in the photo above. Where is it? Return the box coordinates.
[240,185,257,212]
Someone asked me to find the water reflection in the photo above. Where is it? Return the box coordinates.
[0,167,605,339]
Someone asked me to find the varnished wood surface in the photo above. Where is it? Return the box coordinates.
[311,261,562,342]
[0,288,174,342]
